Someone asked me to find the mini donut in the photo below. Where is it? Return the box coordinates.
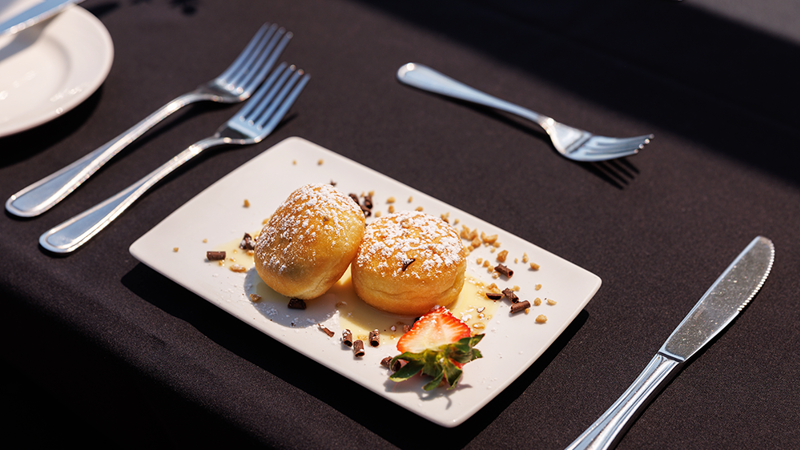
[255,183,365,300]
[351,211,467,316]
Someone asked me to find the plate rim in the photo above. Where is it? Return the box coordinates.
[129,136,602,427]
[0,5,114,137]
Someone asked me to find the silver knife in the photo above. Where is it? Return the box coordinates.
[0,0,84,37]
[566,236,774,450]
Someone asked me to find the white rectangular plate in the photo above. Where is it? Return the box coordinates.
[130,137,601,427]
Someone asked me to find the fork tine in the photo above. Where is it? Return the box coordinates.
[238,31,292,96]
[236,62,288,120]
[257,70,310,139]
[225,25,281,91]
[216,24,275,87]
[255,68,303,128]
[243,65,295,124]
[585,135,653,148]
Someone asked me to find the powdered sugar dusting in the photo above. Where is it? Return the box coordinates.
[256,184,363,272]
[357,211,465,278]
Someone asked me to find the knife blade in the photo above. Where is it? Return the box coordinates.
[0,0,84,37]
[566,236,774,450]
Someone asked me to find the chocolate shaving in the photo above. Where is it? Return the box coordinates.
[486,292,503,300]
[318,324,335,338]
[502,288,519,303]
[349,193,360,205]
[401,258,416,271]
[391,359,408,372]
[363,195,373,209]
[402,324,411,333]
[238,233,255,250]
[369,330,380,347]
[342,329,353,347]
[330,180,337,186]
[510,300,531,314]
[380,357,392,368]
[206,251,226,261]
[288,298,306,310]
[495,264,514,278]
[353,340,365,357]
[360,204,372,218]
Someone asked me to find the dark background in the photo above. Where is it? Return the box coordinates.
[1,0,798,448]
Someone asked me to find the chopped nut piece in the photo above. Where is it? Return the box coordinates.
[492,272,499,279]
[535,284,542,291]
[522,253,529,263]
[317,159,324,165]
[202,238,208,243]
[496,250,508,262]
[530,262,540,270]
[440,213,449,223]
[453,218,460,225]
[493,241,501,248]
[229,264,247,273]
[415,206,423,212]
[476,258,483,264]
[388,205,395,213]
[534,298,542,306]
[250,294,262,302]
[173,247,179,252]
[514,258,518,263]
[471,236,481,248]
[375,211,382,217]
[535,314,548,323]
[487,282,499,291]
[407,196,413,202]
[513,285,521,291]
[386,197,396,203]
[243,199,250,208]
[490,248,496,253]
[546,298,557,305]
[480,232,498,244]
[292,160,297,165]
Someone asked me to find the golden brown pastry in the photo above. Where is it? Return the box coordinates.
[351,211,467,316]
[255,183,365,299]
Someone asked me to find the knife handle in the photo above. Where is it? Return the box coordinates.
[565,353,680,450]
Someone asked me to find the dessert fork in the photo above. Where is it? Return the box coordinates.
[6,23,291,218]
[396,63,653,162]
[39,63,310,254]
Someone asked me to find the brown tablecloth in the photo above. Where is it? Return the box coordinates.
[2,0,798,448]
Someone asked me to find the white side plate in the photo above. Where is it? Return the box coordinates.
[130,137,602,427]
[0,2,113,137]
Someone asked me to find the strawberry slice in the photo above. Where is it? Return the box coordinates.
[390,306,484,390]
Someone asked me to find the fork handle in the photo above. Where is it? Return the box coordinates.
[565,353,681,450]
[5,91,207,218]
[396,63,546,126]
[39,135,225,253]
